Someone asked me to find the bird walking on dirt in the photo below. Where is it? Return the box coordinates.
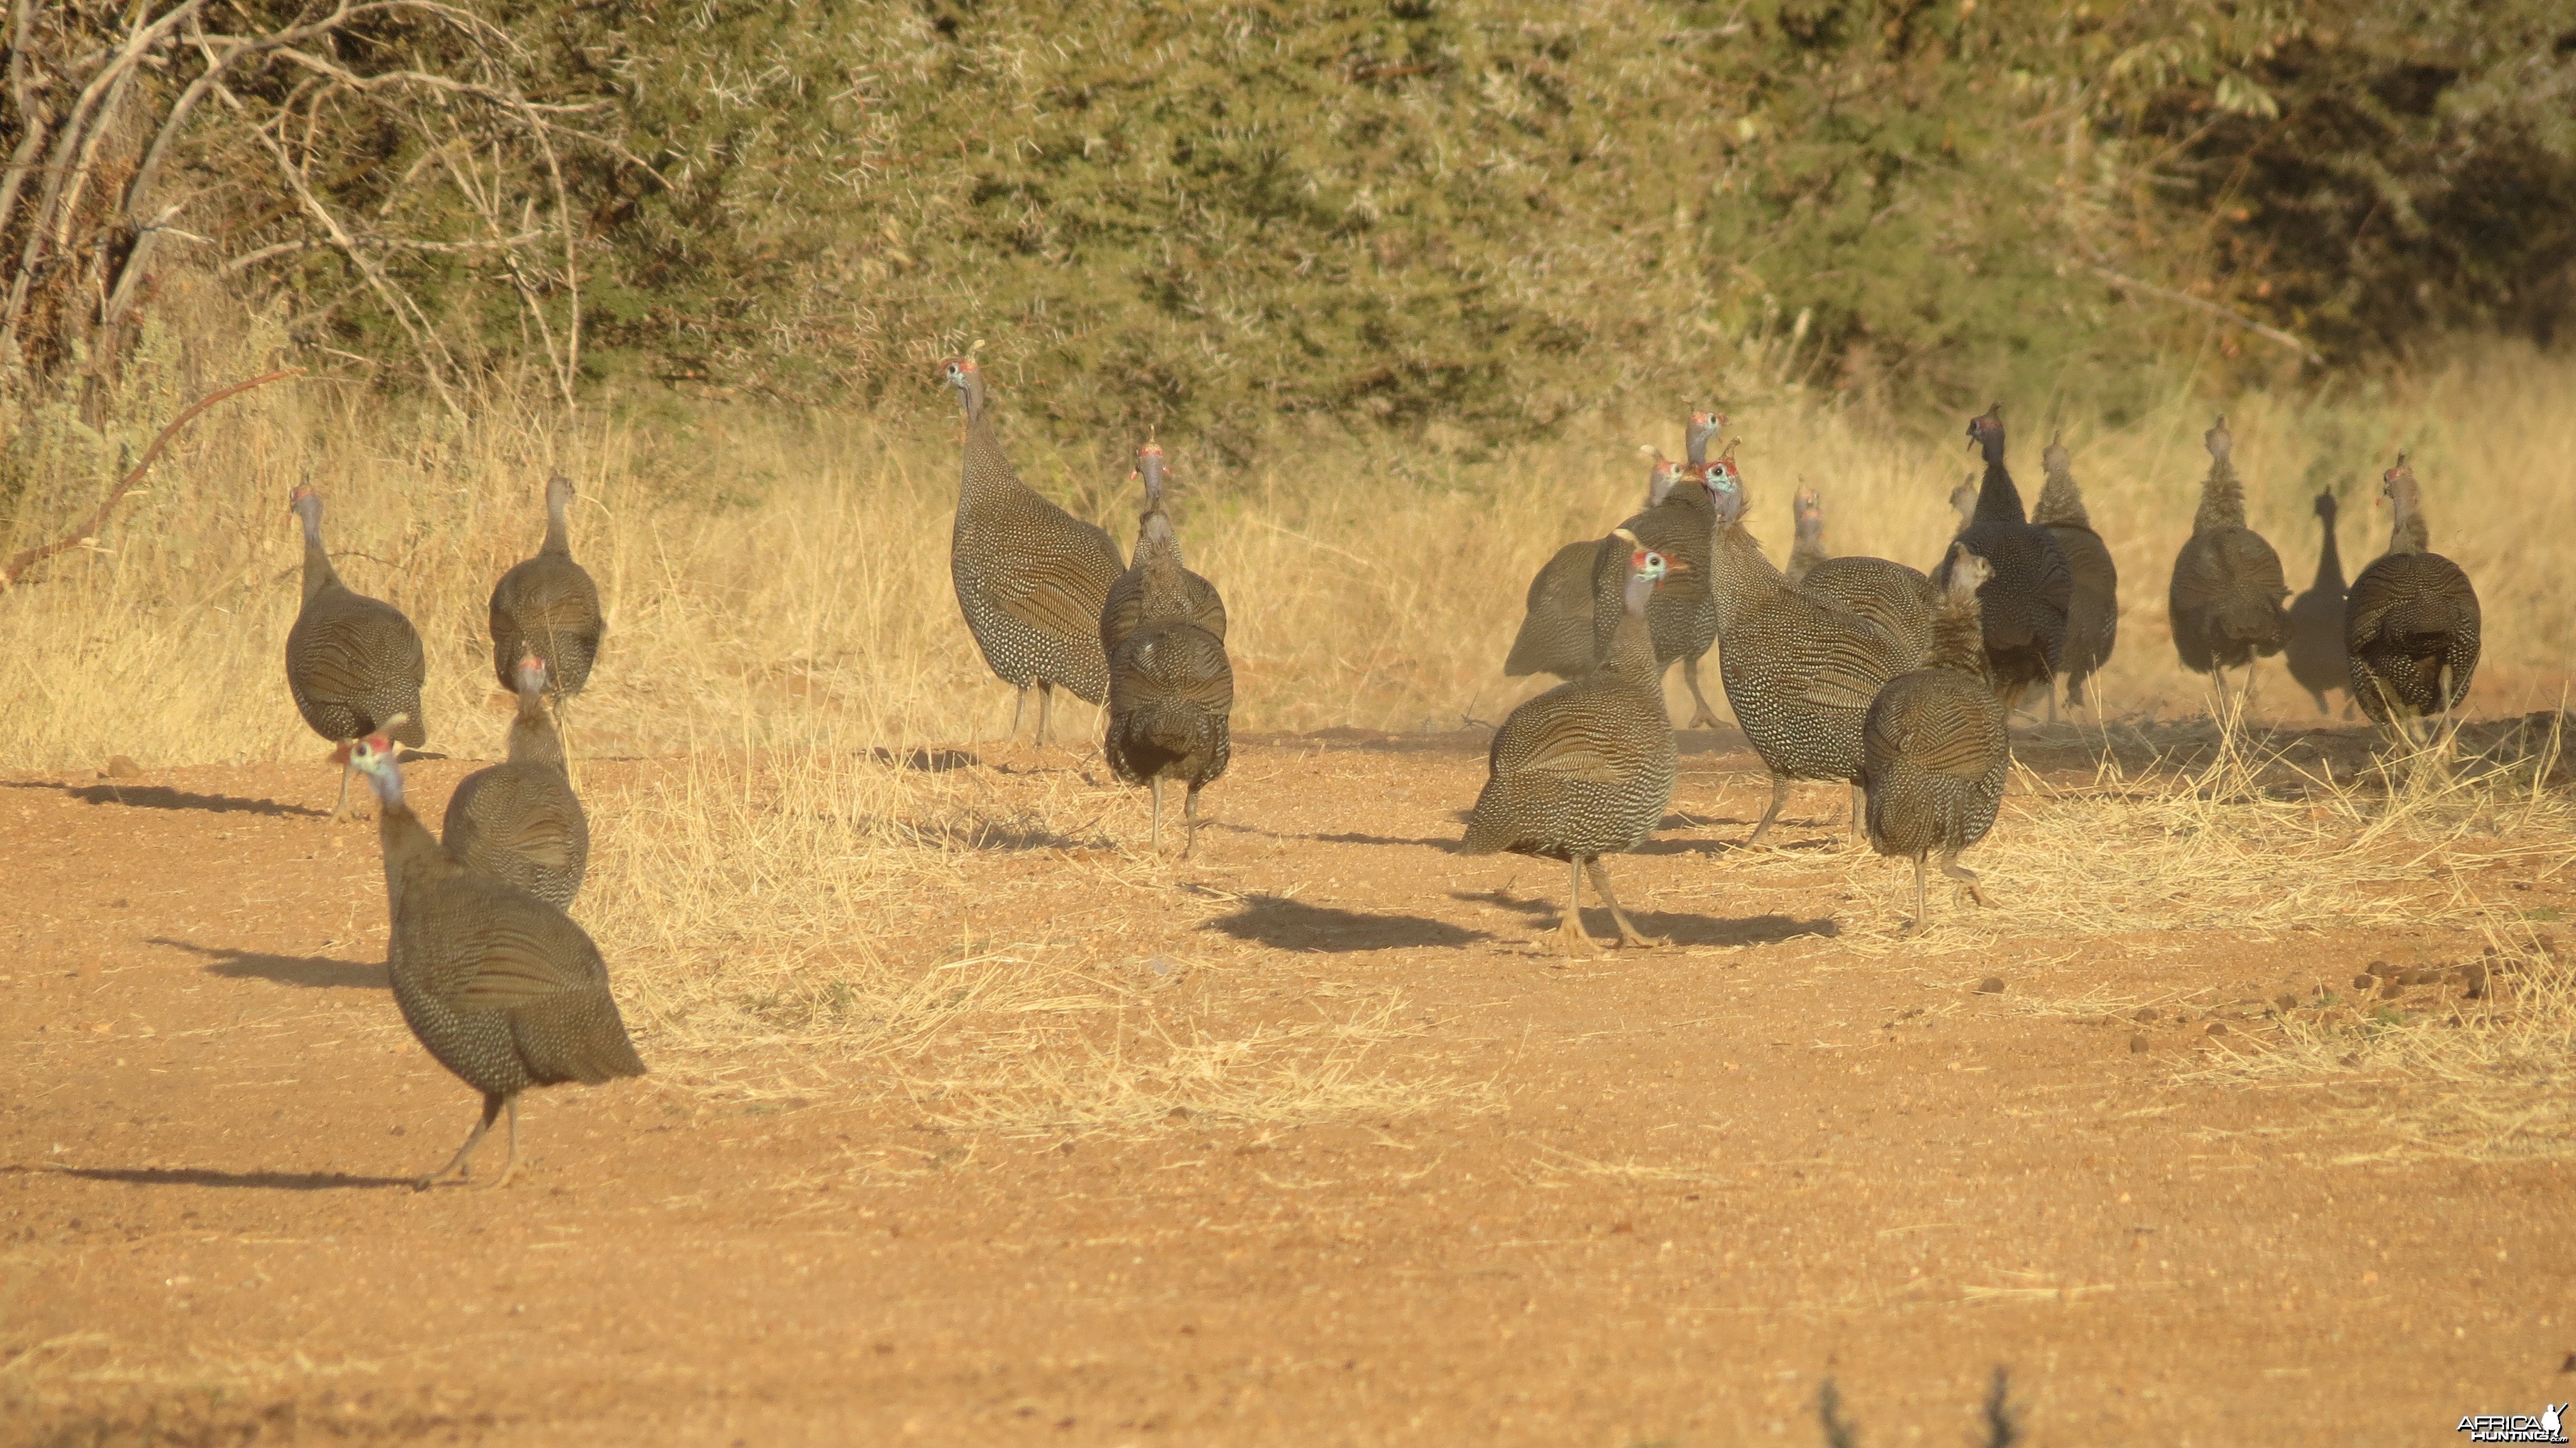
[346,734,645,1189]
[285,486,426,822]
[2166,416,2291,716]
[1862,547,2010,933]
[488,472,604,707]
[1101,446,1233,857]
[2345,453,2481,739]
[1464,542,1680,955]
[443,654,589,910]
[942,356,1125,745]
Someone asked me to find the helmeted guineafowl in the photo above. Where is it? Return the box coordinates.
[1793,486,1939,661]
[2345,453,2480,736]
[1862,546,2010,933]
[2032,434,2119,716]
[1704,457,1922,846]
[285,486,426,823]
[488,472,603,703]
[1505,453,1687,681]
[2166,415,2290,712]
[1103,497,1234,857]
[1787,488,1828,584]
[442,654,589,910]
[346,734,644,1189]
[1590,417,1728,728]
[941,356,1126,743]
[2285,490,2351,716]
[1930,405,2072,713]
[1101,444,1226,656]
[1464,545,1679,955]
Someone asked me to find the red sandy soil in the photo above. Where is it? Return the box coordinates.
[3,721,2571,1445]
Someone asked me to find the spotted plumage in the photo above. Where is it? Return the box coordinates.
[942,357,1126,743]
[2286,490,2351,715]
[2167,416,2291,702]
[1589,421,1728,727]
[1102,466,1233,857]
[443,656,589,910]
[2032,436,2119,710]
[1931,405,2072,712]
[1862,547,2010,933]
[488,472,603,700]
[1703,461,1922,847]
[285,486,426,822]
[1791,485,1937,660]
[348,736,643,1189]
[1465,548,1678,955]
[1101,444,1226,656]
[2345,454,2480,732]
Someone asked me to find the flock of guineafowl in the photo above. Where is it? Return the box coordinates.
[276,356,2481,1185]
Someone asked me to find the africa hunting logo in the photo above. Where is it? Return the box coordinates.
[2459,1405,2569,1444]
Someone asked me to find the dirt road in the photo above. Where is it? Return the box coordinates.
[4,724,2569,1445]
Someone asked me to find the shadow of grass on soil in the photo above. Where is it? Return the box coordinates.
[148,937,385,989]
[1204,895,1493,951]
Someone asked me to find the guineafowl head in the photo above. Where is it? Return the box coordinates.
[1703,455,1746,528]
[288,484,323,528]
[1645,452,1684,506]
[1137,443,1167,508]
[2204,414,2233,462]
[515,652,549,698]
[1792,487,1822,526]
[2313,490,2338,522]
[2041,432,2072,481]
[1942,544,1993,600]
[1965,405,2005,461]
[545,472,576,510]
[1947,473,1977,528]
[937,356,984,419]
[1685,410,1727,468]
[341,727,408,804]
[1616,544,1672,613]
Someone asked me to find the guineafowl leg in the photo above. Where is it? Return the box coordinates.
[1583,858,1665,949]
[484,1098,522,1190]
[1037,681,1057,746]
[419,1092,505,1190]
[1846,781,1866,848]
[1680,654,1724,730]
[1902,854,1929,937]
[1942,854,1989,908]
[1009,685,1030,740]
[1149,777,1164,854]
[328,750,361,824]
[1745,776,1792,848]
[2043,688,2060,727]
[1555,856,1601,957]
[1181,785,1202,860]
[2308,687,2331,717]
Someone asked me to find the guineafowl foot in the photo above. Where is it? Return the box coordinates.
[1582,860,1663,949]
[417,1093,506,1190]
[1744,777,1792,848]
[327,754,368,823]
[1943,859,1989,908]
[482,1100,522,1190]
[1555,910,1604,957]
[1180,788,1203,861]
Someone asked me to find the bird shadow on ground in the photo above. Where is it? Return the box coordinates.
[1203,895,1492,952]
[1451,890,1837,947]
[148,937,386,989]
[3,779,325,818]
[1205,823,1459,851]
[41,1165,415,1192]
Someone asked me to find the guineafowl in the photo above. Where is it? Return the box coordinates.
[443,654,589,910]
[2166,416,2290,710]
[1862,546,2010,933]
[285,486,426,823]
[2346,454,2481,735]
[1787,488,1829,584]
[1464,546,1678,955]
[2285,491,2351,716]
[941,356,1126,744]
[1947,474,1978,533]
[345,734,644,1189]
[1103,505,1234,856]
[1506,454,1685,681]
[1101,444,1226,656]
[1794,486,1939,660]
[1703,456,1921,846]
[2032,435,2119,715]
[488,472,603,702]
[1930,405,2072,713]
[1591,419,1728,727]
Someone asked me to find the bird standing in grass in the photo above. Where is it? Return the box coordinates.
[1862,547,2009,933]
[2032,435,2119,717]
[2286,490,2352,717]
[443,654,589,910]
[2345,454,2480,736]
[942,356,1125,744]
[1466,544,1680,955]
[285,485,426,822]
[1933,405,2072,714]
[346,734,644,1189]
[2166,416,2290,712]
[488,472,603,705]
[1102,457,1233,857]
